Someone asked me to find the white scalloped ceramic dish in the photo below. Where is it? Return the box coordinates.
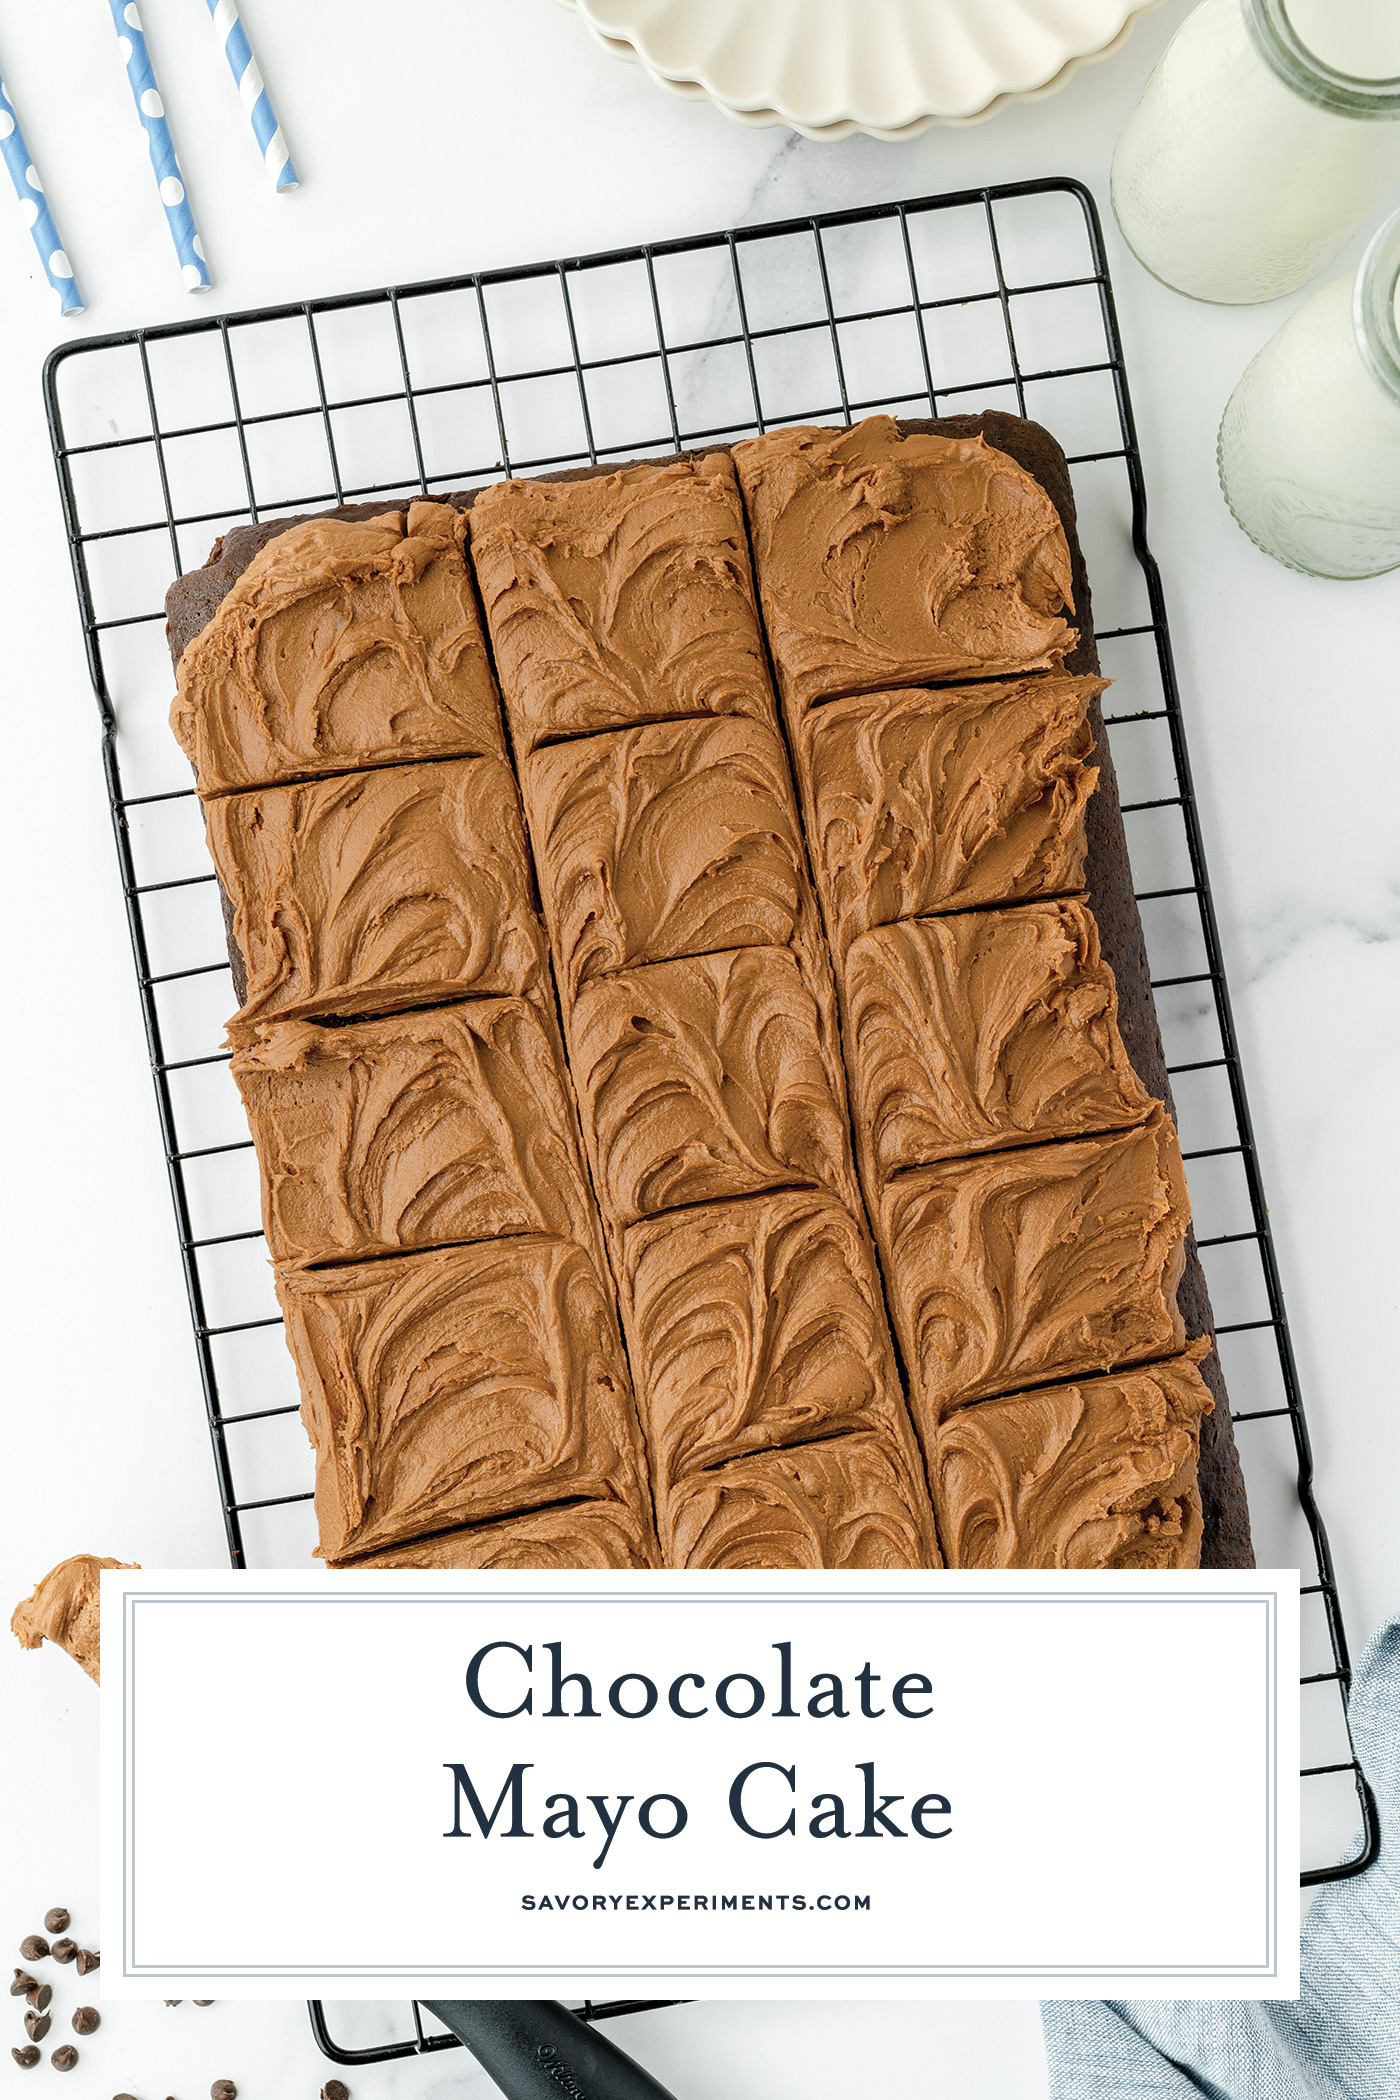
[556,0,1163,140]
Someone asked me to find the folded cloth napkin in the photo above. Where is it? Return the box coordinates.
[1041,1613,1398,2100]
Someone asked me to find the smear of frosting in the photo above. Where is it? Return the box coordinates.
[11,1554,139,1684]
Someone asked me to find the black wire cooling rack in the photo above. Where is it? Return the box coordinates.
[43,179,1377,2002]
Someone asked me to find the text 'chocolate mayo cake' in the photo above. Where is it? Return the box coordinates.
[167,414,1253,1573]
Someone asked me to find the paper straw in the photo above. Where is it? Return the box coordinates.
[0,73,83,315]
[107,0,211,291]
[203,0,298,191]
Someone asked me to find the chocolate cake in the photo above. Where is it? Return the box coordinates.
[166,409,1253,1572]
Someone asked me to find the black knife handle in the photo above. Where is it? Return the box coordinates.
[421,2000,681,2100]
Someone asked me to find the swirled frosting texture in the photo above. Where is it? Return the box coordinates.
[170,504,503,794]
[209,758,544,1037]
[10,1555,138,1684]
[346,1502,657,1569]
[279,1236,646,1561]
[733,419,1076,713]
[569,948,856,1227]
[231,999,597,1268]
[801,677,1101,957]
[844,901,1153,1184]
[931,1345,1213,1570]
[622,1190,909,1488]
[663,1435,939,1569]
[468,457,776,754]
[881,1110,1190,1425]
[522,716,813,1000]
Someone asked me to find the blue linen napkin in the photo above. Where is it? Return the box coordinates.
[1041,1613,1398,2099]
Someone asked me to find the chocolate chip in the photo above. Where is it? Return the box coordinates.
[51,2045,79,2072]
[114,2093,141,2098]
[42,1912,69,1937]
[10,2045,39,2068]
[18,1939,47,1963]
[71,2008,100,2037]
[25,1984,51,2012]
[10,1971,37,1997]
[194,1999,214,2006]
[22,2012,50,2044]
[211,2081,238,2099]
[165,2000,182,2007]
[74,1949,99,1976]
[50,1939,77,1965]
[323,2080,350,2100]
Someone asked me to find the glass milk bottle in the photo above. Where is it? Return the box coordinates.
[1112,0,1400,303]
[1218,207,1400,575]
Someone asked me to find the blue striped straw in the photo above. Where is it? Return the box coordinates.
[107,0,211,291]
[0,72,83,315]
[203,0,298,191]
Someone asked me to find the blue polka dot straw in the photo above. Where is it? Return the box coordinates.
[106,0,211,291]
[0,71,83,315]
[203,0,298,192]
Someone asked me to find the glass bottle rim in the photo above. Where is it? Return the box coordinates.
[1354,207,1400,408]
[1246,0,1400,118]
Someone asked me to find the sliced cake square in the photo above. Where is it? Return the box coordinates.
[231,998,598,1268]
[277,1236,646,1562]
[661,1434,940,1569]
[844,900,1153,1186]
[170,502,504,795]
[929,1346,1213,1569]
[732,417,1077,717]
[880,1109,1191,1427]
[208,756,544,1036]
[338,1501,658,1569]
[468,455,776,754]
[621,1189,910,1489]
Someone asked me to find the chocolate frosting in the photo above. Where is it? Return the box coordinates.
[881,1108,1191,1426]
[844,900,1154,1184]
[733,418,1076,714]
[279,1237,647,1562]
[208,757,545,1037]
[800,676,1102,958]
[170,503,504,794]
[522,715,814,1001]
[622,1189,911,1489]
[343,1502,658,1569]
[231,998,598,1268]
[662,1434,940,1569]
[469,456,776,754]
[930,1344,1213,1569]
[10,1554,138,1684]
[569,946,857,1227]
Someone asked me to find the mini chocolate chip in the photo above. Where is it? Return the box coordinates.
[17,1939,47,1963]
[211,2080,237,2099]
[50,1939,77,1965]
[51,2045,79,2072]
[10,2045,40,2068]
[42,1912,69,1937]
[22,2012,50,2043]
[10,1971,37,1997]
[323,2080,350,2100]
[25,1985,51,2012]
[194,1999,213,2006]
[71,2008,100,2037]
[74,1949,99,1976]
[165,2000,182,2007]
[114,2093,141,2099]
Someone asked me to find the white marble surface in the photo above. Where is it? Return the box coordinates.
[2,2,1399,2095]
